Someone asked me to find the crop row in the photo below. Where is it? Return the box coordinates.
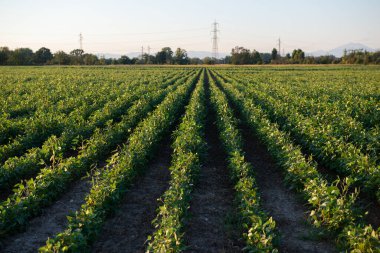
[208,71,278,252]
[0,70,193,190]
[40,69,200,252]
[0,71,199,236]
[228,73,379,162]
[0,67,178,120]
[146,69,207,252]
[214,70,380,203]
[211,70,380,252]
[0,70,182,159]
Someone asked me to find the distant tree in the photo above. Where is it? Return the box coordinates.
[261,53,272,64]
[130,57,139,64]
[70,49,84,57]
[98,56,106,65]
[252,50,262,64]
[34,47,53,65]
[291,49,305,63]
[223,56,232,64]
[189,57,202,65]
[140,53,156,64]
[372,51,380,64]
[70,49,84,65]
[156,47,173,64]
[118,55,131,64]
[231,46,252,64]
[83,53,98,65]
[0,47,10,65]
[271,48,278,60]
[316,55,337,64]
[8,48,34,65]
[148,55,156,64]
[174,48,189,65]
[52,51,70,65]
[342,49,374,64]
[203,57,215,65]
[304,56,315,64]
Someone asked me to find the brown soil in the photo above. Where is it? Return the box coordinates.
[90,138,172,253]
[239,121,337,253]
[0,179,92,253]
[184,96,243,253]
[358,193,380,230]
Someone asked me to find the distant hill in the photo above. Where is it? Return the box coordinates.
[309,43,376,57]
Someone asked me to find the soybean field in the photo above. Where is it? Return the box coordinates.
[0,65,379,253]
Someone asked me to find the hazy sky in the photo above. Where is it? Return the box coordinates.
[1,0,379,54]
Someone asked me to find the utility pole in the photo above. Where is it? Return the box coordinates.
[147,46,151,64]
[278,37,281,57]
[79,33,83,51]
[141,46,144,60]
[211,20,219,60]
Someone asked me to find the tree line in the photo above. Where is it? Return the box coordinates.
[0,45,379,65]
[228,46,380,65]
[0,46,195,65]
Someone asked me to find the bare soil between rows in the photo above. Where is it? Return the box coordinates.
[90,137,172,253]
[0,179,92,253]
[238,120,337,253]
[184,85,243,253]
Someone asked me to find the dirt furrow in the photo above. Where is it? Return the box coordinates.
[90,138,172,253]
[0,179,92,253]
[184,102,242,253]
[239,121,337,253]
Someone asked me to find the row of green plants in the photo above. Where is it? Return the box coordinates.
[0,71,192,190]
[146,70,207,252]
[0,74,122,145]
[0,69,183,152]
[222,73,380,203]
[211,71,380,252]
[208,71,278,252]
[215,67,380,131]
[39,70,200,252]
[0,72,198,236]
[0,68,180,145]
[0,73,145,162]
[222,71,379,164]
[0,67,175,118]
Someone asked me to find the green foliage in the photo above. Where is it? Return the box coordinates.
[211,67,380,252]
[174,48,189,65]
[156,47,174,64]
[7,48,34,65]
[208,71,278,252]
[147,69,206,252]
[39,70,200,252]
[291,49,305,63]
[0,66,379,252]
[271,48,278,61]
[34,47,53,65]
[0,69,198,236]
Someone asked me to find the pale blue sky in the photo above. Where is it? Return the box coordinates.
[0,0,379,54]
